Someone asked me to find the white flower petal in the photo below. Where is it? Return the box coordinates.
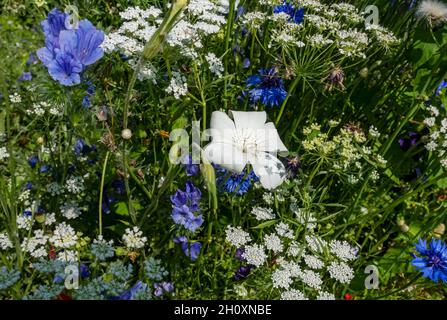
[256,122,288,153]
[230,110,267,129]
[249,152,287,190]
[206,111,236,144]
[203,142,247,173]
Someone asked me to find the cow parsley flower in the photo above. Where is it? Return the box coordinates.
[225,226,251,247]
[0,233,13,250]
[123,226,147,249]
[299,269,323,289]
[60,201,82,220]
[205,52,224,78]
[264,233,283,253]
[0,147,10,161]
[242,244,267,267]
[281,289,308,300]
[329,240,358,262]
[165,71,188,99]
[304,254,324,270]
[275,222,294,239]
[317,291,336,300]
[412,238,447,283]
[272,269,293,289]
[50,222,78,248]
[251,206,275,220]
[328,261,355,284]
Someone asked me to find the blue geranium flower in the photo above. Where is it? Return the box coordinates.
[37,9,104,86]
[411,238,447,283]
[273,1,305,24]
[18,72,32,82]
[183,154,200,177]
[119,281,148,300]
[246,68,288,107]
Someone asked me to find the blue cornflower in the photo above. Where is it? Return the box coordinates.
[28,155,39,168]
[173,236,202,261]
[412,238,447,283]
[273,1,305,24]
[215,165,258,195]
[246,68,288,107]
[436,80,447,96]
[37,9,104,86]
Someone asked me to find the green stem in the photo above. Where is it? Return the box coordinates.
[98,151,110,236]
[276,76,301,126]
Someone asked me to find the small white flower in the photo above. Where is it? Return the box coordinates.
[225,226,251,247]
[251,206,275,220]
[275,222,294,239]
[317,291,336,300]
[0,147,10,161]
[281,289,308,300]
[123,226,147,249]
[304,254,324,270]
[272,269,293,289]
[299,269,323,289]
[328,261,355,284]
[50,222,78,248]
[242,244,267,267]
[205,52,224,78]
[329,240,358,261]
[0,233,13,250]
[203,111,288,190]
[9,93,21,103]
[264,233,283,253]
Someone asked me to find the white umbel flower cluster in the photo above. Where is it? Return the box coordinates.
[251,206,275,220]
[50,222,78,249]
[328,261,355,284]
[22,230,49,258]
[0,147,10,161]
[242,244,267,267]
[0,233,13,250]
[264,233,283,253]
[281,289,308,300]
[329,240,358,261]
[123,226,147,249]
[225,226,251,247]
[205,53,224,78]
[165,71,188,99]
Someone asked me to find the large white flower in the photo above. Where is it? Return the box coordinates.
[203,110,288,189]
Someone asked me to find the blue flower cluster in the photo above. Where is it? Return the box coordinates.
[171,181,203,232]
[215,165,258,195]
[273,1,305,24]
[412,238,447,283]
[37,8,104,86]
[246,68,288,108]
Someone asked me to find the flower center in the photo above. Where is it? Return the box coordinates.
[233,129,258,154]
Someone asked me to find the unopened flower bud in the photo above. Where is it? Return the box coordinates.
[400,224,410,233]
[37,137,45,145]
[121,129,132,140]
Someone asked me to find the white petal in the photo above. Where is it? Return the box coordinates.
[203,142,248,173]
[256,122,288,154]
[229,110,267,129]
[249,152,287,190]
[206,111,235,144]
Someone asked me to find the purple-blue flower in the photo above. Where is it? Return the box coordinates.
[273,1,305,24]
[174,236,202,261]
[215,165,258,195]
[18,72,32,82]
[37,9,104,86]
[172,205,203,232]
[246,68,288,107]
[154,281,174,297]
[119,281,147,300]
[233,265,254,281]
[28,155,39,169]
[184,154,200,176]
[412,238,447,283]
